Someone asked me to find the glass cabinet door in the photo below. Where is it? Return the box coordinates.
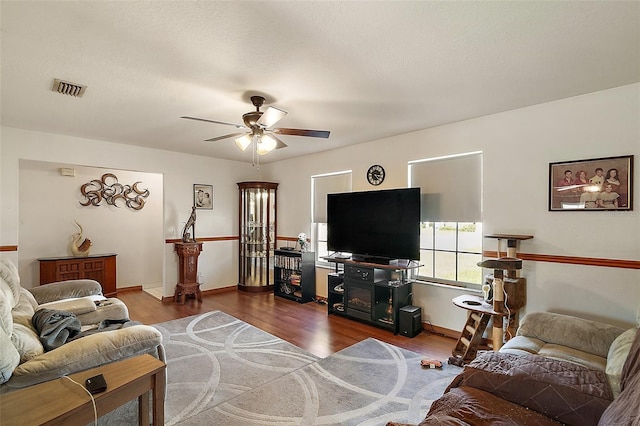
[237,181,278,292]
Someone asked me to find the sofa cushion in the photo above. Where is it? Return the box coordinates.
[537,343,608,371]
[10,323,44,362]
[0,289,13,338]
[458,351,612,426]
[605,328,637,398]
[6,324,162,388]
[0,259,21,306]
[37,297,97,316]
[0,328,20,385]
[75,298,129,325]
[501,335,608,371]
[620,328,640,392]
[501,335,545,355]
[29,280,103,304]
[10,289,44,362]
[598,328,640,425]
[421,386,562,425]
[516,312,625,359]
[0,259,21,336]
[12,288,38,322]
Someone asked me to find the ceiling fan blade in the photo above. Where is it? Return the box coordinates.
[204,132,247,142]
[181,116,246,129]
[273,128,330,138]
[257,106,287,128]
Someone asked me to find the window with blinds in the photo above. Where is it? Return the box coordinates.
[409,152,483,288]
[311,171,352,264]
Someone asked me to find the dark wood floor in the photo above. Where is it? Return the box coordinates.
[118,288,456,360]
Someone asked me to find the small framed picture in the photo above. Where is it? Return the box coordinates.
[549,155,633,211]
[193,184,213,210]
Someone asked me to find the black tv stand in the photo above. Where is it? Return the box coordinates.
[324,257,420,334]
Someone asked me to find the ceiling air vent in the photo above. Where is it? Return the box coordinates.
[52,78,87,97]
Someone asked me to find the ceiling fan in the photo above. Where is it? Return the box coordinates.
[181,95,330,156]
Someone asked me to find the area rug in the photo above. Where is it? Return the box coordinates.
[178,336,462,425]
[102,311,461,425]
[153,311,321,425]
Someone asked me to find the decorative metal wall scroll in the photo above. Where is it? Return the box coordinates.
[80,173,150,210]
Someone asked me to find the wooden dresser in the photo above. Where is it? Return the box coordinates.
[38,253,117,296]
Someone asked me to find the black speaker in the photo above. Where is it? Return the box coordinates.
[399,305,422,338]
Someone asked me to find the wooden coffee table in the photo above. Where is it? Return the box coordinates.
[0,354,165,426]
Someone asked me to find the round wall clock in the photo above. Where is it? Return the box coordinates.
[367,164,385,186]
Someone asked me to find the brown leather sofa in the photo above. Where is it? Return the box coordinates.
[388,311,640,426]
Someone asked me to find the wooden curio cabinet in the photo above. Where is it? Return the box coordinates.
[237,181,278,292]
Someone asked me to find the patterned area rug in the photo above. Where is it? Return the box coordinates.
[104,311,462,425]
[159,312,462,425]
[153,311,320,425]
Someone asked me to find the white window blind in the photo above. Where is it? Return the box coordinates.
[312,171,352,223]
[409,152,482,222]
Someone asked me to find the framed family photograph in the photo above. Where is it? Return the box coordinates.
[193,184,213,210]
[549,155,633,211]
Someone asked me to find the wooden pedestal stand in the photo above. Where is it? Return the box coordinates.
[174,242,203,304]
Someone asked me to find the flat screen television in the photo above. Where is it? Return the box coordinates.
[327,187,421,263]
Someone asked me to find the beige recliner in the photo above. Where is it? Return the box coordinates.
[0,258,164,391]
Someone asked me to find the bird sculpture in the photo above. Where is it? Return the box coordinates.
[70,220,92,257]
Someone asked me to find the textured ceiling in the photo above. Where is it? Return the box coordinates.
[1,1,639,164]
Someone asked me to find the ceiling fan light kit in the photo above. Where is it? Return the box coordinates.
[182,95,330,164]
[256,135,278,155]
[257,105,287,128]
[234,134,252,151]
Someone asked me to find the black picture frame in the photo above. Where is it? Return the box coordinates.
[193,184,213,210]
[549,155,633,211]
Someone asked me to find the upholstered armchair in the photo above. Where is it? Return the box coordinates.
[0,258,164,391]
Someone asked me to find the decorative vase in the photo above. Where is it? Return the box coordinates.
[70,221,92,257]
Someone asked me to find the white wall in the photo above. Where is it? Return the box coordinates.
[2,84,638,331]
[263,83,640,330]
[18,160,164,289]
[1,127,259,296]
